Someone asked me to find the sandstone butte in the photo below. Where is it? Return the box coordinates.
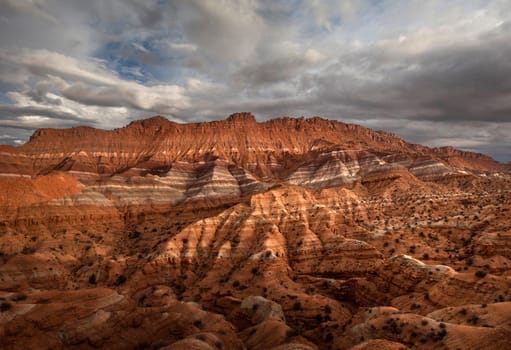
[0,112,510,350]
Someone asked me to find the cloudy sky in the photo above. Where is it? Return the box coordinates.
[0,0,510,161]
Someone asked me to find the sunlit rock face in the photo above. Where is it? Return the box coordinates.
[1,113,510,349]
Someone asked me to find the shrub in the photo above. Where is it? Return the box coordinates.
[128,231,140,239]
[325,332,334,342]
[468,316,479,325]
[0,301,12,312]
[21,247,36,255]
[475,270,487,278]
[133,341,150,350]
[114,275,127,286]
[11,294,27,301]
[287,326,304,337]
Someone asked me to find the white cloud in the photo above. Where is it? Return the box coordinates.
[0,48,117,86]
[121,66,144,77]
[303,48,325,64]
[0,48,191,115]
[153,39,198,54]
[131,42,149,53]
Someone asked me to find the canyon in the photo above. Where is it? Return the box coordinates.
[0,112,510,350]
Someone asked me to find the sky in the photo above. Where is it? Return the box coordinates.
[0,0,510,162]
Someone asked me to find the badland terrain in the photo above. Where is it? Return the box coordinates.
[0,113,510,349]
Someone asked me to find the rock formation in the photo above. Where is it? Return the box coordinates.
[0,113,510,349]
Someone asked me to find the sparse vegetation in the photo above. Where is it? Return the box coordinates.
[0,301,12,312]
[475,270,487,278]
[21,246,36,255]
[287,326,304,337]
[114,275,127,286]
[11,293,27,301]
[133,341,150,350]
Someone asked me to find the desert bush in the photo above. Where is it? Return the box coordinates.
[475,270,487,278]
[11,293,27,301]
[114,274,127,286]
[0,301,12,312]
[21,246,36,255]
[287,326,304,337]
[128,231,140,239]
[293,301,302,310]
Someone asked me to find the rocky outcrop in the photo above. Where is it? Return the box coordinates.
[240,296,286,325]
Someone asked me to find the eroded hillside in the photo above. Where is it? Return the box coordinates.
[0,114,510,349]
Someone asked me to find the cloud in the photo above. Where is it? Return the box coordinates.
[0,0,510,161]
[153,39,198,55]
[306,0,362,30]
[311,18,511,123]
[174,0,265,64]
[1,90,131,130]
[131,42,150,53]
[121,66,144,78]
[0,48,191,115]
[0,0,58,24]
[234,48,323,86]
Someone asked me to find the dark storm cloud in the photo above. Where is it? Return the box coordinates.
[311,21,511,123]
